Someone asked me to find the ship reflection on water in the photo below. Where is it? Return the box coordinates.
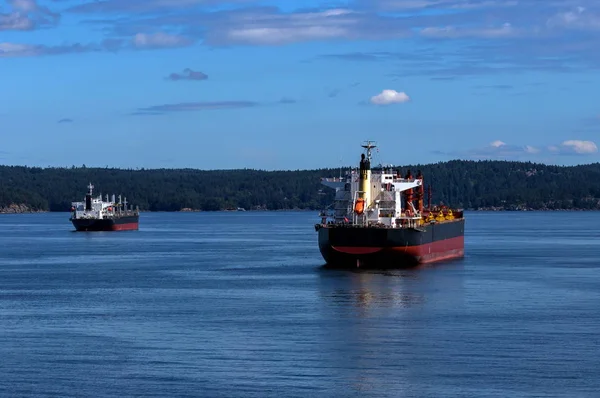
[326,270,426,311]
[319,261,464,312]
[317,262,465,396]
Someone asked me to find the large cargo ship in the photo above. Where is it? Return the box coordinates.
[315,141,465,267]
[70,183,139,231]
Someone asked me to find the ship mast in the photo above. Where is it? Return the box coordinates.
[87,183,94,196]
[361,140,377,162]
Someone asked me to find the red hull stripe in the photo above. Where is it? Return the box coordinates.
[392,236,464,263]
[110,223,139,231]
[331,236,464,264]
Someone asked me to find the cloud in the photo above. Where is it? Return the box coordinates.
[57,118,73,123]
[8,0,600,77]
[556,140,598,154]
[0,0,59,31]
[419,22,520,39]
[133,101,258,115]
[67,0,252,14]
[1,32,192,58]
[321,37,600,77]
[132,96,298,115]
[98,6,412,47]
[167,68,208,81]
[132,32,193,49]
[546,7,600,31]
[439,139,598,160]
[0,42,99,57]
[462,140,536,159]
[366,0,520,11]
[370,89,410,105]
[309,2,600,75]
[524,145,540,154]
[203,8,412,46]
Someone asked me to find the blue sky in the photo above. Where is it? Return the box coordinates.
[1,0,599,170]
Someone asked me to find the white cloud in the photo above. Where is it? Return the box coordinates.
[209,8,397,46]
[370,89,410,105]
[440,139,599,160]
[226,26,348,45]
[560,140,598,154]
[132,32,191,48]
[0,42,38,56]
[547,7,600,31]
[525,145,540,154]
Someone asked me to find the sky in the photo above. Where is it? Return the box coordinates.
[1,0,600,170]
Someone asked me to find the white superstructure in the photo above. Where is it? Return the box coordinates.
[71,183,133,220]
[320,141,427,228]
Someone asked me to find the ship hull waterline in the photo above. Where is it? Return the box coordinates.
[317,219,465,268]
[70,216,139,232]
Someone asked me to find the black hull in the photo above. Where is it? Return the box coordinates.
[70,215,139,232]
[317,219,465,267]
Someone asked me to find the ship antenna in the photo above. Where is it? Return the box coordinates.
[361,140,377,162]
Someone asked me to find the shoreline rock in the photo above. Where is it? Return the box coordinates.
[0,204,47,214]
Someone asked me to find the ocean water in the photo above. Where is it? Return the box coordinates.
[0,211,599,398]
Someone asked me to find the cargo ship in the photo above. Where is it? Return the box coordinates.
[315,141,465,267]
[70,183,139,231]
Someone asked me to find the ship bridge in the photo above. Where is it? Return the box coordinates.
[319,141,433,228]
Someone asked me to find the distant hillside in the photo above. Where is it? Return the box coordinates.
[1,160,600,212]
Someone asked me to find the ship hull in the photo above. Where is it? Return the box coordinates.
[70,215,139,232]
[317,219,465,267]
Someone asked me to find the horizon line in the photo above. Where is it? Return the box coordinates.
[1,158,600,172]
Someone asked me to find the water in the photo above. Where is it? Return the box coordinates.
[0,211,599,397]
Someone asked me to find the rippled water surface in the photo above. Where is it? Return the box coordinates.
[1,211,599,397]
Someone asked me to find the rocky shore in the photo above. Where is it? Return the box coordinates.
[0,204,47,214]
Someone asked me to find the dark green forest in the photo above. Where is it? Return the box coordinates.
[1,160,600,212]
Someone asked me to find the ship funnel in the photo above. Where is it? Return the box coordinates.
[358,151,371,207]
[85,183,93,211]
[85,194,92,211]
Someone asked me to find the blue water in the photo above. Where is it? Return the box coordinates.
[1,211,599,397]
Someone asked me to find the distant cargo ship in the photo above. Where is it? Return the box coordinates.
[315,141,465,267]
[70,183,139,231]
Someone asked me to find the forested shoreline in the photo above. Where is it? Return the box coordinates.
[1,160,600,213]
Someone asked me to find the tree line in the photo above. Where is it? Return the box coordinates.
[1,160,599,212]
